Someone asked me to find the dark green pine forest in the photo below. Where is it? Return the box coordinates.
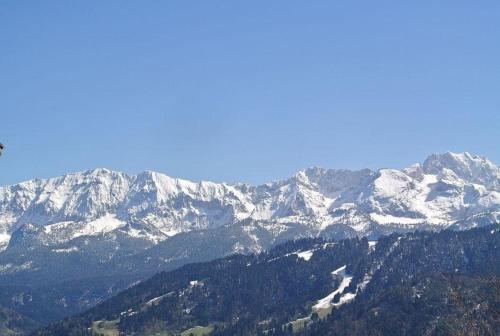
[34,226,499,336]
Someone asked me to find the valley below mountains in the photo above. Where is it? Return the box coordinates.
[35,226,500,336]
[0,151,498,334]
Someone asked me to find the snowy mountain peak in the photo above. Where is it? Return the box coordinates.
[423,152,499,188]
[0,152,498,252]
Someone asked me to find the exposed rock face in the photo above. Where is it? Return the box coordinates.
[0,152,498,253]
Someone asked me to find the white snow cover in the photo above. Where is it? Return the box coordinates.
[369,213,424,225]
[52,246,78,253]
[0,152,498,251]
[296,250,314,261]
[72,214,126,239]
[0,261,33,274]
[144,292,174,307]
[0,232,10,250]
[313,265,354,310]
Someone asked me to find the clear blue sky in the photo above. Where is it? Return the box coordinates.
[1,1,499,186]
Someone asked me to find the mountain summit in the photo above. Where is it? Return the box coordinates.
[1,152,498,252]
[0,152,498,327]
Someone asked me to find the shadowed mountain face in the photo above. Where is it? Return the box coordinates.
[33,226,500,336]
[0,303,38,336]
[0,152,498,329]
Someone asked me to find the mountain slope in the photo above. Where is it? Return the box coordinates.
[0,152,498,326]
[1,152,498,252]
[0,305,38,336]
[33,226,500,336]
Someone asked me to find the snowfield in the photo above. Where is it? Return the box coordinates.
[313,265,355,310]
[0,152,498,253]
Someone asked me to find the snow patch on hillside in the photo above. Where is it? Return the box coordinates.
[73,215,126,239]
[296,250,314,261]
[370,213,424,225]
[313,265,354,310]
[0,232,10,251]
[52,246,78,253]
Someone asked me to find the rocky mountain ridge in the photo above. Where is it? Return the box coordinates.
[0,151,498,328]
[1,151,498,253]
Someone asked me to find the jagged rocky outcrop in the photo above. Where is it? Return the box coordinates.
[0,152,498,327]
[0,151,498,253]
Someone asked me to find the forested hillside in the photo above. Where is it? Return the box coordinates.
[0,305,37,335]
[34,225,499,336]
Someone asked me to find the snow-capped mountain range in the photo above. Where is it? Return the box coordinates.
[1,151,499,252]
[0,151,498,325]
